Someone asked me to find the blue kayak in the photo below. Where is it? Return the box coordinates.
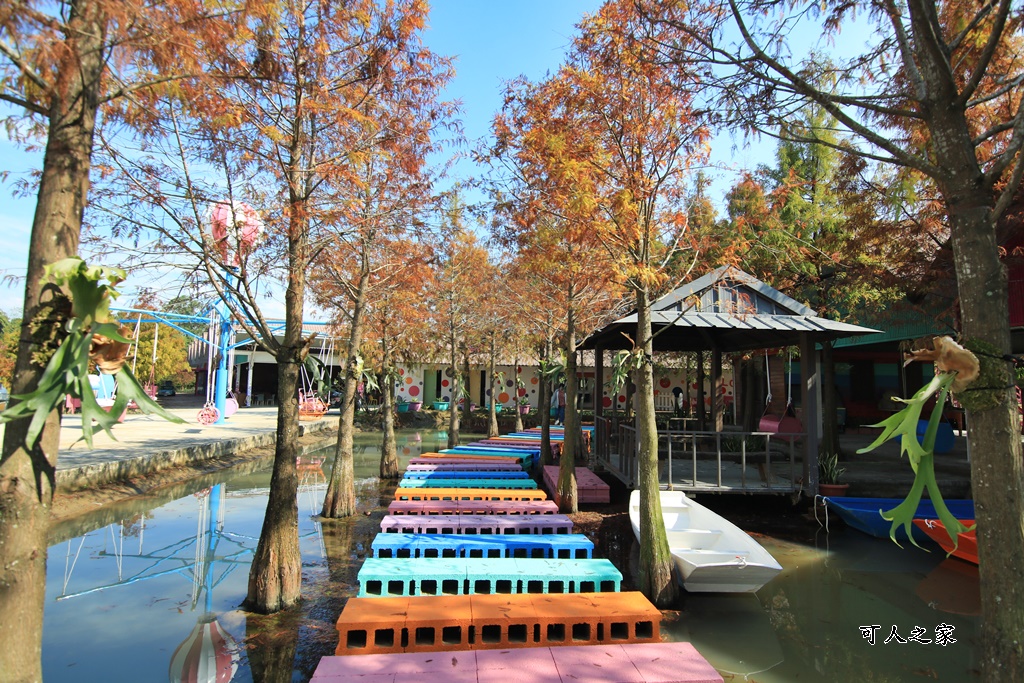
[824,497,975,542]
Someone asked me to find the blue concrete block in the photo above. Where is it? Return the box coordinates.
[371,533,595,559]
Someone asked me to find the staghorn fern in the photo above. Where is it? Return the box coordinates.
[0,258,184,448]
[856,371,972,552]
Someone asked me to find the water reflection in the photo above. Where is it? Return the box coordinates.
[659,532,980,682]
[43,430,980,683]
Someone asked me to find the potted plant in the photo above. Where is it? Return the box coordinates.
[395,395,410,413]
[818,451,848,496]
[432,399,450,411]
[517,395,531,415]
[407,398,422,412]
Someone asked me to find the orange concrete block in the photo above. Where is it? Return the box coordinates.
[335,591,660,656]
[335,596,411,655]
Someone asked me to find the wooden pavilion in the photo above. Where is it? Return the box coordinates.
[580,265,879,495]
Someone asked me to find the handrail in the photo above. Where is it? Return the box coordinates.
[593,418,802,493]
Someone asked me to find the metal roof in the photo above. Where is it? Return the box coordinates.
[581,265,880,352]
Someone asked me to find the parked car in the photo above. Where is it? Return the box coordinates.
[157,381,176,397]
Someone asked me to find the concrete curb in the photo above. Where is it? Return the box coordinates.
[56,419,334,493]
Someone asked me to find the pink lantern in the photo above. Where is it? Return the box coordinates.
[208,201,264,266]
[168,615,239,683]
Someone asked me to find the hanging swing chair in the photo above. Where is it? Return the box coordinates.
[758,350,804,435]
[298,390,328,420]
[197,319,220,426]
[298,336,333,420]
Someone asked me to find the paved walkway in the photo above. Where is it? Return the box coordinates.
[0,394,335,491]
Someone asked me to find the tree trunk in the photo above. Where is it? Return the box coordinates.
[635,287,678,607]
[245,152,308,611]
[539,337,554,467]
[558,312,579,514]
[244,353,302,612]
[946,191,1024,679]
[820,341,841,457]
[513,359,524,432]
[487,336,499,437]
[379,348,399,480]
[322,262,369,517]
[447,343,460,448]
[0,4,107,680]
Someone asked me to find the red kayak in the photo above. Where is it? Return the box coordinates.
[913,518,978,565]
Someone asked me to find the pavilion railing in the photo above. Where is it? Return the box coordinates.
[594,415,803,494]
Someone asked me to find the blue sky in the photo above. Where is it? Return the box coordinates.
[0,0,605,316]
[0,0,774,317]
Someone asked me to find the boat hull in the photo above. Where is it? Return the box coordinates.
[673,556,784,593]
[628,490,781,593]
[913,518,978,565]
[825,497,974,542]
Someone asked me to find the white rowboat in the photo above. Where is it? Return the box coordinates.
[628,490,782,593]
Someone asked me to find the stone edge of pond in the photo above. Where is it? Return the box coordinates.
[55,419,336,494]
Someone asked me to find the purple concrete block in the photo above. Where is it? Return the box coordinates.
[624,642,724,683]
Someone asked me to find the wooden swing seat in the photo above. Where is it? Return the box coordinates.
[758,413,803,435]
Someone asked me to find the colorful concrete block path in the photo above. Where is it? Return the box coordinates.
[321,434,722,682]
[387,499,560,515]
[312,642,723,683]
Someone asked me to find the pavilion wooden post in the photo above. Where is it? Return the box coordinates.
[696,351,707,431]
[799,332,820,492]
[712,347,723,432]
[595,347,604,419]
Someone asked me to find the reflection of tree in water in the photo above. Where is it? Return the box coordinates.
[245,610,299,683]
[119,513,146,538]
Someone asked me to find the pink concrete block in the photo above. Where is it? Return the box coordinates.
[394,668,478,683]
[310,659,395,682]
[624,642,724,683]
[549,644,645,683]
[475,647,559,679]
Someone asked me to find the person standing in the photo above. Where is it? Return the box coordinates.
[554,384,566,425]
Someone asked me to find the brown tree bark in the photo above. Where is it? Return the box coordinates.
[244,352,302,612]
[944,189,1024,678]
[322,257,369,517]
[379,347,399,480]
[635,287,678,607]
[0,3,107,680]
[244,153,309,611]
[539,336,554,467]
[557,306,579,514]
[820,341,841,457]
[446,343,461,448]
[487,336,499,438]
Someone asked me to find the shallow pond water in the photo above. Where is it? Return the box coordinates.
[42,430,980,682]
